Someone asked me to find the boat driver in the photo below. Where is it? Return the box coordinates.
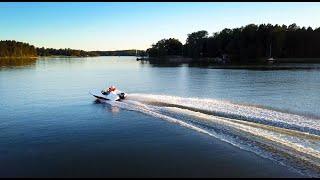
[102,85,117,95]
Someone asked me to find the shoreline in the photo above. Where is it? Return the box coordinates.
[2,56,320,71]
[138,57,320,70]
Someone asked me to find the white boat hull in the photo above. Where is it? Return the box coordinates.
[90,90,127,101]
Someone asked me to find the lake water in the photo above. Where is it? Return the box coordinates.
[0,56,320,177]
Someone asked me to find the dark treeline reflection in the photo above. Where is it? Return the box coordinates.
[141,58,320,70]
[146,23,320,63]
[140,61,183,68]
[0,58,37,67]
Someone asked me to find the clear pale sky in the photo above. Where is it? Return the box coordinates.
[1,2,320,51]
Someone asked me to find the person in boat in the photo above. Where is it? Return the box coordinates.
[100,85,126,100]
[101,85,120,95]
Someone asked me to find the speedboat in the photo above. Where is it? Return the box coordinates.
[90,89,127,101]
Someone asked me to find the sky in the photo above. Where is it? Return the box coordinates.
[1,2,320,51]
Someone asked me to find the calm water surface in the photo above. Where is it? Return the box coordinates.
[1,56,319,177]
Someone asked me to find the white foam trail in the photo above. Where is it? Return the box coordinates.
[107,100,269,159]
[126,94,320,135]
[164,107,320,165]
[162,107,320,176]
[101,94,320,177]
[108,100,214,137]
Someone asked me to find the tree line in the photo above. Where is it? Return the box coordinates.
[36,47,98,57]
[0,40,146,58]
[90,50,147,56]
[36,47,147,57]
[0,40,37,57]
[146,23,320,63]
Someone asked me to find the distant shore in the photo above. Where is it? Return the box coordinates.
[39,55,92,58]
[0,55,140,59]
[2,56,320,70]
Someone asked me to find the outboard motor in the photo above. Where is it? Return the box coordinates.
[119,92,126,100]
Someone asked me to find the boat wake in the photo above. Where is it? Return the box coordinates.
[103,93,320,177]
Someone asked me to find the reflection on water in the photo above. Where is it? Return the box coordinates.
[109,106,120,114]
[93,99,120,114]
[0,58,37,68]
[140,60,183,67]
[140,59,320,70]
[1,56,319,177]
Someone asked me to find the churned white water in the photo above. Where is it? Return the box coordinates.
[104,94,320,177]
[127,94,320,135]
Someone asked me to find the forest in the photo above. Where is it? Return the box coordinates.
[36,47,98,57]
[146,23,320,63]
[90,50,147,56]
[0,40,146,58]
[2,23,320,63]
[0,40,37,58]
